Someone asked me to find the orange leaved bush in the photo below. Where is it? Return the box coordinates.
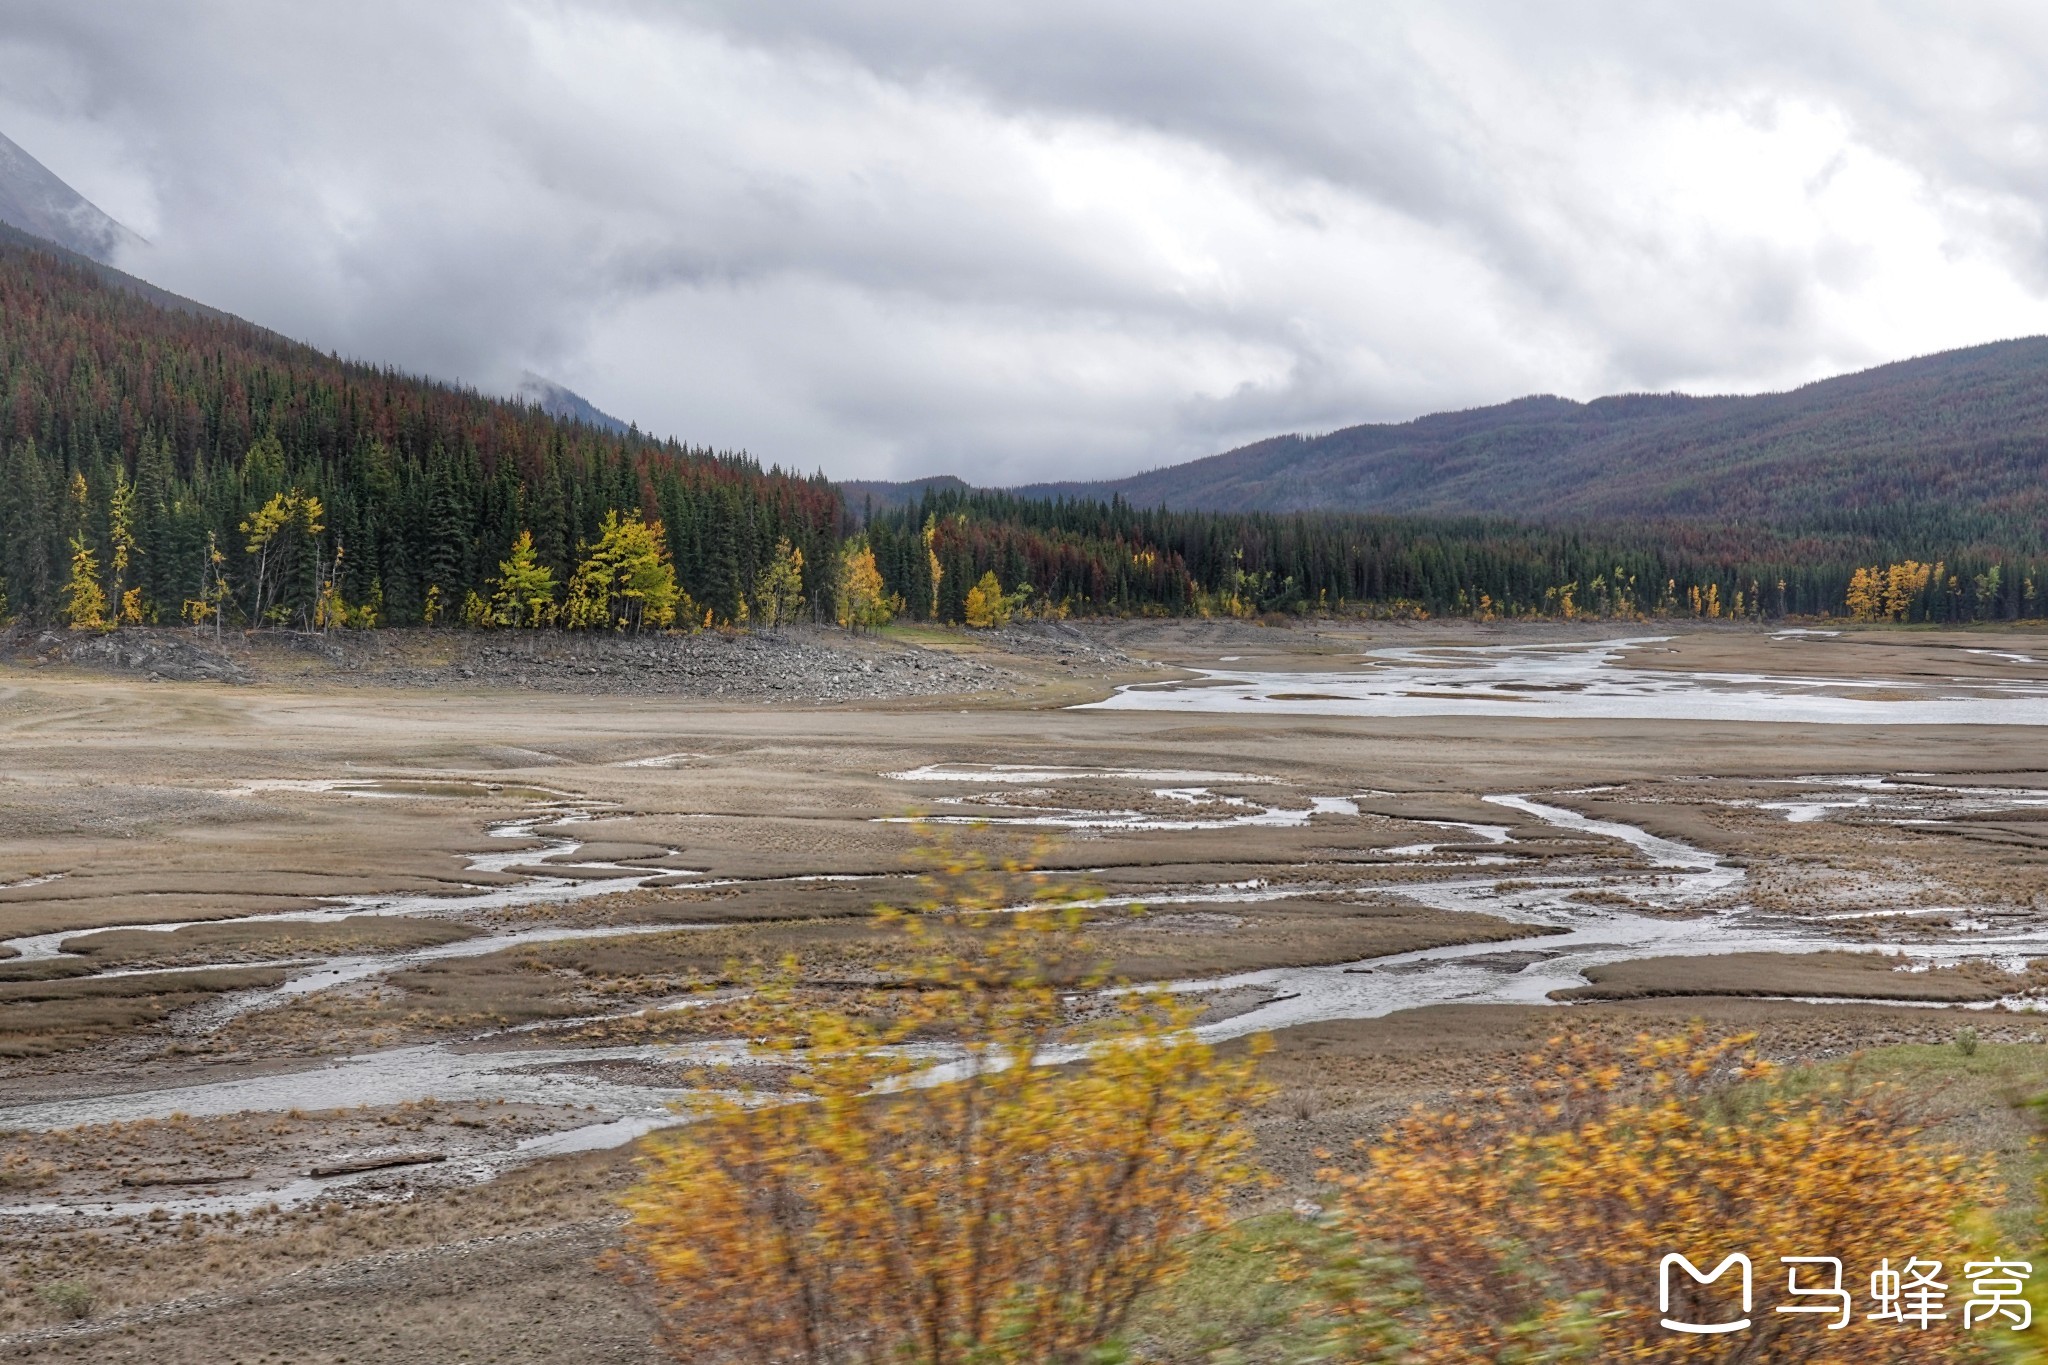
[617,845,1269,1364]
[1316,1028,2011,1363]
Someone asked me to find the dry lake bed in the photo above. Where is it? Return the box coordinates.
[5,619,2048,1361]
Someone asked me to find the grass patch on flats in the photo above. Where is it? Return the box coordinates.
[1124,1212,1332,1363]
[0,967,286,1056]
[1763,1036,2048,1246]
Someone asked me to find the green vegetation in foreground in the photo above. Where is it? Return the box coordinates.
[1770,1036,2048,1247]
[1124,1214,1330,1364]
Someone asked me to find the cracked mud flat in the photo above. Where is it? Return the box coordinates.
[4,620,2048,1360]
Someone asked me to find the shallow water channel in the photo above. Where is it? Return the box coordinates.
[8,666,2048,1214]
[1084,635,2048,725]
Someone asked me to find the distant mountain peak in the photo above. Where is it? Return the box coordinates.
[0,130,142,265]
[514,372,631,435]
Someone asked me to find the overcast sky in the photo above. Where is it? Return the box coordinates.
[4,1,2047,483]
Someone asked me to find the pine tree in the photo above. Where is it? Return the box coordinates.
[0,440,57,621]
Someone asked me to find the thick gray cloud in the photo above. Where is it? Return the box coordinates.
[2,1,2046,482]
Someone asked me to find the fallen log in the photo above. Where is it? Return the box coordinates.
[309,1151,447,1178]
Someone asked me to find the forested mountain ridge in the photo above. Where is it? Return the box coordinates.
[1014,338,2048,533]
[0,219,232,323]
[0,216,2041,635]
[0,232,843,629]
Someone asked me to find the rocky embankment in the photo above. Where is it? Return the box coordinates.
[353,629,1020,700]
[4,630,253,684]
[1,622,1132,702]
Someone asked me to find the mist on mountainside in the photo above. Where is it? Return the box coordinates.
[0,129,142,266]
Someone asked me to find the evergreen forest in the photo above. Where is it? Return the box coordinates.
[0,237,843,632]
[0,232,2043,632]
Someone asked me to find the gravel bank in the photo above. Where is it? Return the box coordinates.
[1,622,1141,703]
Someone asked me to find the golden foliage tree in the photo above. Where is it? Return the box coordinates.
[312,542,382,632]
[563,511,686,631]
[963,569,1012,628]
[1847,566,1883,622]
[487,529,558,627]
[182,531,231,639]
[836,542,899,630]
[1884,559,1936,621]
[1848,561,1940,623]
[752,536,806,630]
[240,489,324,627]
[922,513,944,620]
[1315,1028,2005,1362]
[618,853,1268,1364]
[60,535,108,631]
[109,470,144,625]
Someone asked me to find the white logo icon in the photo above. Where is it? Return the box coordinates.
[1660,1253,1753,1335]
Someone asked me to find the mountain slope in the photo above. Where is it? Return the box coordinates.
[0,231,842,628]
[1013,338,2048,530]
[0,130,142,264]
[0,218,230,321]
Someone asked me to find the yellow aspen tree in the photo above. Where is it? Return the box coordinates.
[351,579,383,629]
[964,570,1011,628]
[312,543,352,633]
[1973,565,2003,620]
[836,542,899,630]
[240,490,324,627]
[1882,560,1932,622]
[1846,566,1882,622]
[618,851,1269,1364]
